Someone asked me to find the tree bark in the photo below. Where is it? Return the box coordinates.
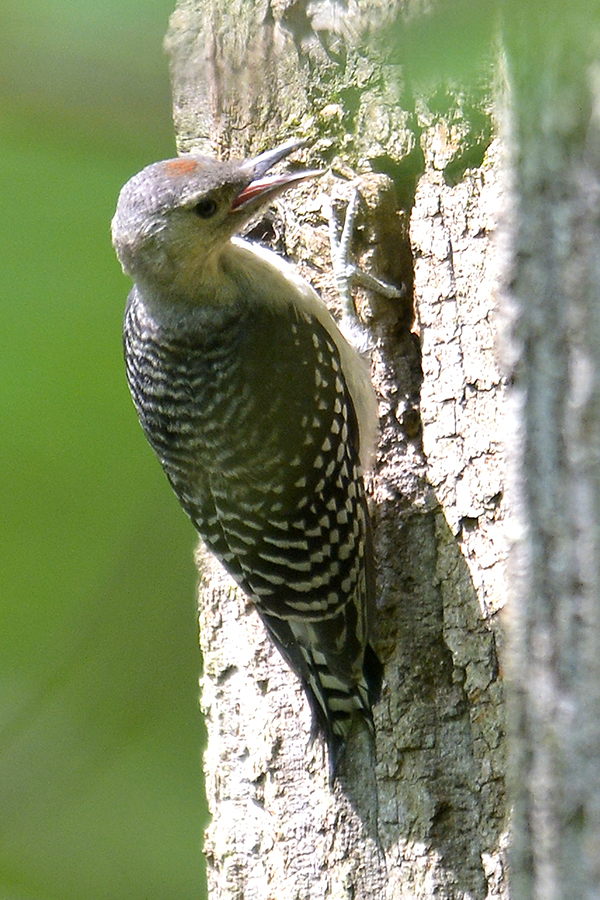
[165,2,508,897]
[500,2,600,897]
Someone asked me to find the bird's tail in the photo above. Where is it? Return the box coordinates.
[261,612,383,782]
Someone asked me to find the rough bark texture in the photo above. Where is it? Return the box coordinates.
[500,3,600,897]
[165,2,508,897]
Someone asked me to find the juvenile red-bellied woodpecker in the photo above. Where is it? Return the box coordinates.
[111,139,383,777]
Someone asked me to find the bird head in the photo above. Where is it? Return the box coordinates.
[111,139,320,297]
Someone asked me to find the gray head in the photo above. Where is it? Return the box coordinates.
[111,139,318,296]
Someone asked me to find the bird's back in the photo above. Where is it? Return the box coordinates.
[123,242,382,768]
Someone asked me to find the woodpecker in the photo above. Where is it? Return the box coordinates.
[112,139,383,776]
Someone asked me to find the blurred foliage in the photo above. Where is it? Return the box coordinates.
[0,1,207,898]
[387,0,498,86]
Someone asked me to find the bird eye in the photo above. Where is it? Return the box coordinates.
[193,198,218,218]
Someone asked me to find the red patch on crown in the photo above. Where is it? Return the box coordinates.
[164,158,201,177]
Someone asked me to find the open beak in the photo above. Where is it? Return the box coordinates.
[231,139,322,212]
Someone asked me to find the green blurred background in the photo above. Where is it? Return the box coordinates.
[0,2,208,898]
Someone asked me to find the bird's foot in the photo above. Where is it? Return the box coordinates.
[328,187,404,353]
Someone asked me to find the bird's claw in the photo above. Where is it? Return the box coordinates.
[329,186,404,318]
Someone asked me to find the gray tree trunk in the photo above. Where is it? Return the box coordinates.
[165,2,508,897]
[501,2,600,898]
